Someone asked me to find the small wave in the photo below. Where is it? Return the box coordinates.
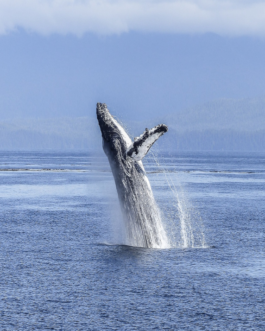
[97,242,211,250]
[0,168,88,172]
[2,168,256,175]
[96,242,171,249]
[146,170,258,174]
[96,242,148,248]
[46,300,72,304]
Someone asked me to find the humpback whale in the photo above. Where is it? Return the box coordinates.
[97,103,169,248]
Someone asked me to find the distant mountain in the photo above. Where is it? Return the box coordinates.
[0,97,265,152]
[165,97,265,132]
[0,117,102,151]
[129,97,265,152]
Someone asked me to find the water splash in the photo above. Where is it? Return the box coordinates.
[149,152,207,249]
[170,185,206,248]
[120,174,170,249]
[107,151,170,249]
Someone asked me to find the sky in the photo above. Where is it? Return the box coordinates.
[1,0,265,36]
[0,0,265,121]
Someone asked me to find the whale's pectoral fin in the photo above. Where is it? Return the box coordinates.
[126,124,168,161]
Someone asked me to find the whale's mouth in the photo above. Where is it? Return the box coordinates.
[97,103,135,166]
[96,103,109,124]
[97,102,108,114]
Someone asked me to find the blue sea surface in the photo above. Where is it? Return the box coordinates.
[0,151,264,330]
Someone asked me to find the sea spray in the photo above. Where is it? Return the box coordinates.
[148,151,206,248]
[119,175,170,248]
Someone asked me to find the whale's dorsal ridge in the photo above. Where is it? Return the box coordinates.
[126,124,168,161]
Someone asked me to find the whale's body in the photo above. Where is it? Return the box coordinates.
[97,103,168,248]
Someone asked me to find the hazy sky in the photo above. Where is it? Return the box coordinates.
[0,0,265,121]
[1,0,265,36]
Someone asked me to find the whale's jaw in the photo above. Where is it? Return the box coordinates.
[96,103,112,143]
[97,103,132,158]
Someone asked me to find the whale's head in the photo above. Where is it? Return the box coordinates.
[97,103,132,159]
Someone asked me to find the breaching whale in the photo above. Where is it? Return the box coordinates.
[97,103,169,248]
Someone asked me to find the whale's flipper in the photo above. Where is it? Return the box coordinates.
[126,124,168,161]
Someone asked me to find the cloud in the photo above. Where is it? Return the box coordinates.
[0,0,265,36]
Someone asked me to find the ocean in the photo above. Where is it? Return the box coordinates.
[0,151,264,330]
